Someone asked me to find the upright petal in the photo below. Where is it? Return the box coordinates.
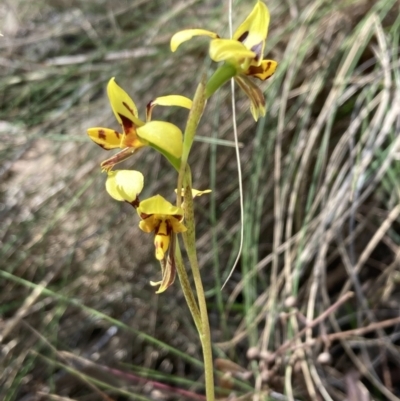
[105,170,144,202]
[232,1,270,65]
[171,29,219,52]
[107,78,144,128]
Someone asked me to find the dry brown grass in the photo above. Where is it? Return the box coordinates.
[1,0,400,400]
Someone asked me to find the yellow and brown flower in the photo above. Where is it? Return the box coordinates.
[87,78,191,170]
[171,1,278,120]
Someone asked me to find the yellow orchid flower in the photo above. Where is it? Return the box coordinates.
[87,78,192,171]
[170,1,277,120]
[137,195,187,293]
[105,169,144,207]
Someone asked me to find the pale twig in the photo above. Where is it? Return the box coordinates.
[273,292,354,357]
[0,268,60,342]
[322,284,399,401]
[277,316,400,355]
[220,0,244,290]
[340,204,400,296]
[291,316,318,401]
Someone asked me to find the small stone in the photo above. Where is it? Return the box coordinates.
[317,352,332,365]
[246,346,260,360]
[150,389,166,400]
[260,369,271,383]
[259,350,274,365]
[284,296,297,308]
[293,359,302,373]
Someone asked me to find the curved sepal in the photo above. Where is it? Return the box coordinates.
[146,95,192,121]
[170,29,219,52]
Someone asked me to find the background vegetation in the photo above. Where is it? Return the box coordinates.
[1,0,400,399]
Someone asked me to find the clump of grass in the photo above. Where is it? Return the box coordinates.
[1,0,400,400]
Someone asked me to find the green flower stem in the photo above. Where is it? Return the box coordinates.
[205,63,237,99]
[182,166,215,401]
[174,239,202,333]
[177,78,206,208]
[176,79,214,401]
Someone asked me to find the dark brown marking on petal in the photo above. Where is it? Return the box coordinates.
[156,233,168,237]
[237,31,249,43]
[172,214,184,221]
[247,66,259,75]
[146,102,154,122]
[156,221,172,236]
[98,129,106,140]
[140,212,151,219]
[250,43,263,61]
[247,64,275,81]
[123,101,135,116]
[119,114,134,132]
[156,221,169,236]
[114,130,121,139]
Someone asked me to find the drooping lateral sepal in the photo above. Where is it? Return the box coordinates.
[150,234,177,294]
[234,75,266,121]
